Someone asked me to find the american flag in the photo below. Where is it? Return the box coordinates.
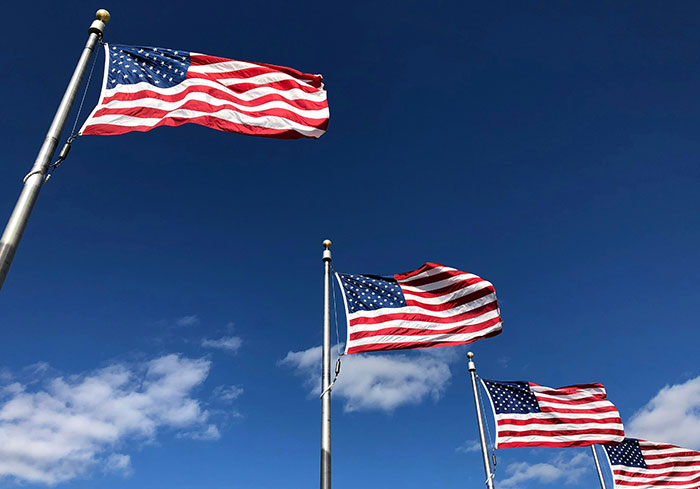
[80,44,329,139]
[480,379,625,448]
[603,438,700,489]
[335,263,502,354]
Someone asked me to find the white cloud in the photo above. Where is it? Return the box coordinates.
[26,362,50,374]
[498,452,591,489]
[0,369,12,382]
[201,336,242,354]
[175,315,200,327]
[0,354,217,485]
[186,424,221,441]
[104,454,131,476]
[213,385,244,401]
[627,376,700,450]
[280,345,452,412]
[456,440,481,454]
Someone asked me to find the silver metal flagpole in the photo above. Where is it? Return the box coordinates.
[467,351,496,489]
[591,445,608,489]
[0,9,110,290]
[320,239,332,489]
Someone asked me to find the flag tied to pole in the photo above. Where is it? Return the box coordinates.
[603,438,700,489]
[480,379,625,448]
[335,263,502,354]
[80,44,329,139]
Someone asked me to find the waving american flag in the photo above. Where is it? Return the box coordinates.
[80,44,329,139]
[481,379,625,448]
[604,438,700,489]
[336,263,502,354]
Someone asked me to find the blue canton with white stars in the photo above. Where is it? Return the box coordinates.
[482,380,542,414]
[605,439,648,468]
[107,44,191,89]
[337,273,405,313]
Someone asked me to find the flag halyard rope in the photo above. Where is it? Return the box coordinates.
[320,266,343,398]
[70,39,101,139]
[30,40,101,184]
[331,265,343,358]
[476,374,498,477]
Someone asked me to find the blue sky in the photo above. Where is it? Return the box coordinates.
[1,1,699,488]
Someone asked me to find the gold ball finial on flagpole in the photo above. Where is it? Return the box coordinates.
[96,9,111,23]
[323,239,332,249]
[467,351,474,360]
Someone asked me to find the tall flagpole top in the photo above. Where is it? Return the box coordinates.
[96,9,111,23]
[322,239,332,262]
[467,351,476,371]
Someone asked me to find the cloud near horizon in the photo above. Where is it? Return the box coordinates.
[175,315,200,327]
[498,452,591,489]
[280,345,453,412]
[627,375,700,450]
[201,336,242,353]
[456,440,481,454]
[0,354,218,485]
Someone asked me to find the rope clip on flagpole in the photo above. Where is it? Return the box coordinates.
[467,352,496,489]
[0,9,110,291]
[319,356,342,399]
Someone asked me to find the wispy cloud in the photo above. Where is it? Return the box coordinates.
[185,424,221,441]
[498,452,591,488]
[104,454,131,476]
[456,440,481,454]
[280,345,452,412]
[201,336,242,354]
[628,375,700,450]
[0,354,217,485]
[175,315,200,327]
[213,385,244,402]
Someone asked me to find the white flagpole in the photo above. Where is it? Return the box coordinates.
[0,9,110,290]
[467,351,496,489]
[320,239,332,489]
[591,445,608,489]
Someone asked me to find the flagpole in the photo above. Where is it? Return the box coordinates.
[320,239,332,489]
[0,9,110,290]
[467,352,496,489]
[591,445,608,489]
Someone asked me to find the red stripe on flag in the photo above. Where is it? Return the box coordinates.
[348,301,500,326]
[401,278,488,299]
[91,102,327,129]
[538,405,620,415]
[81,115,328,139]
[348,317,503,340]
[498,439,622,449]
[497,416,623,426]
[100,87,328,111]
[397,268,475,287]
[344,329,501,354]
[190,54,324,88]
[187,72,320,94]
[404,286,495,312]
[496,428,625,438]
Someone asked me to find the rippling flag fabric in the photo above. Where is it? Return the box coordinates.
[80,44,329,139]
[335,263,502,354]
[480,379,625,448]
[603,438,700,489]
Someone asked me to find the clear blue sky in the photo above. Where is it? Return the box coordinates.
[1,2,699,488]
